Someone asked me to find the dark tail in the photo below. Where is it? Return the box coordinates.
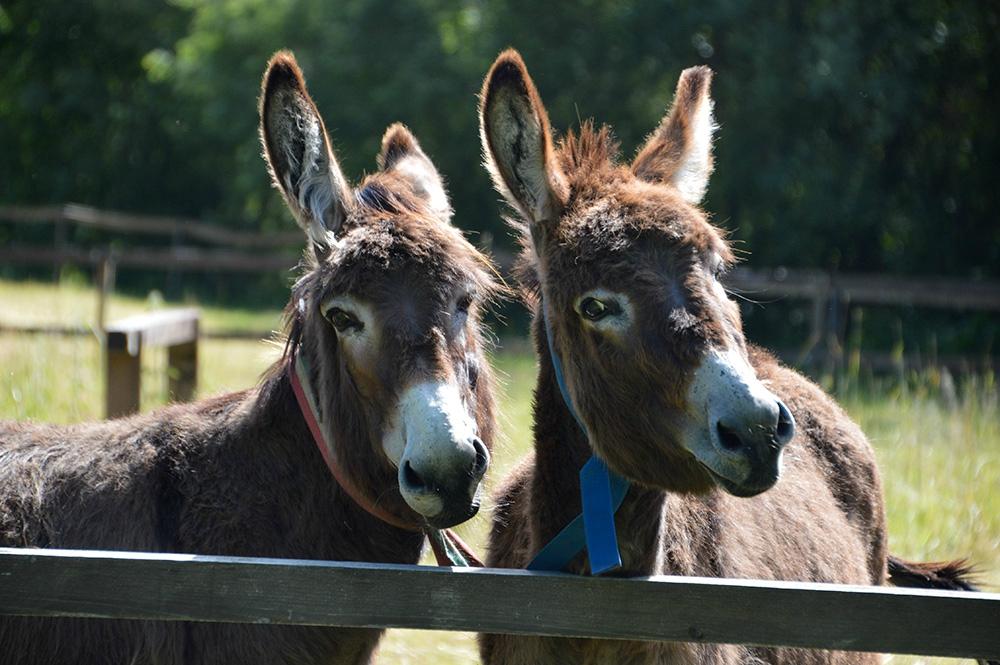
[887,554,980,591]
[887,555,997,665]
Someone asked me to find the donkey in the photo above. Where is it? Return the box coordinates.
[477,49,981,665]
[0,51,498,665]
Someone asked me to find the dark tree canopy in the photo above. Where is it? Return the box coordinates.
[2,0,997,279]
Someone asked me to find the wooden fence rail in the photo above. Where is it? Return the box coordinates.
[1,548,998,660]
[4,202,999,371]
[3,203,999,307]
[0,203,300,249]
[725,266,1000,312]
[0,244,295,273]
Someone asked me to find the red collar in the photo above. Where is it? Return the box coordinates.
[287,353,482,567]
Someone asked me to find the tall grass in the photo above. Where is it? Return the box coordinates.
[0,278,995,664]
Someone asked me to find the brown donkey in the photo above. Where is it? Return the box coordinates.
[0,51,498,664]
[477,50,978,665]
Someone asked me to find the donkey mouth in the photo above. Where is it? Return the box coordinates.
[699,460,781,498]
[401,485,483,529]
[425,500,481,529]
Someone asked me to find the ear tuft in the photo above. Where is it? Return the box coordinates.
[376,123,452,220]
[261,51,306,101]
[632,65,716,204]
[479,49,566,227]
[484,49,534,102]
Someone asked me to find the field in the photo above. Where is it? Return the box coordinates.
[0,277,997,664]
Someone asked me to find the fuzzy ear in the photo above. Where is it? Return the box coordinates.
[479,49,566,231]
[631,66,716,204]
[377,123,452,220]
[259,51,351,248]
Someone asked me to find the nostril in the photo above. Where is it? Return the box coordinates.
[471,437,490,478]
[402,460,425,490]
[715,421,744,452]
[775,401,795,444]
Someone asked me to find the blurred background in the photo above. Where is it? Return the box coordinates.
[2,1,998,350]
[0,1,997,663]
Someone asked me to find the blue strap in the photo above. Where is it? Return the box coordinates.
[527,456,630,573]
[581,455,630,574]
[527,302,630,575]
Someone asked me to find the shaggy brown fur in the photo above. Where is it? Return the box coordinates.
[476,49,976,665]
[0,52,499,665]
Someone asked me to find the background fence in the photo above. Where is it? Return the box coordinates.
[2,203,998,370]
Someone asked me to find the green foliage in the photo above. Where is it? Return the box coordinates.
[1,0,997,276]
[0,1,190,212]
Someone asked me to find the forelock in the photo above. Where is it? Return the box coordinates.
[320,199,503,302]
[556,121,621,178]
[354,176,420,218]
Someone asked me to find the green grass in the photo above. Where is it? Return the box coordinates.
[0,276,283,334]
[0,277,996,664]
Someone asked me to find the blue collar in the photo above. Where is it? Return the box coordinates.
[526,301,631,575]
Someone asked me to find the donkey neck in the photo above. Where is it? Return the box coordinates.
[228,365,424,563]
[529,313,666,575]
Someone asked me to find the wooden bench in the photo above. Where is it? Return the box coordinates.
[104,309,199,418]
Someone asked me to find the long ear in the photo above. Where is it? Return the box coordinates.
[259,51,351,248]
[479,49,566,232]
[631,66,716,204]
[377,123,452,220]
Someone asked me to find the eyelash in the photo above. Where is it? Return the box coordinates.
[325,307,363,333]
[709,255,728,279]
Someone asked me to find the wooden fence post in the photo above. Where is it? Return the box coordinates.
[106,345,141,419]
[94,252,117,338]
[797,289,829,368]
[167,333,197,403]
[819,286,850,379]
[52,218,67,280]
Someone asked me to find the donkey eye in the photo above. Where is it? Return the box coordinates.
[326,307,363,333]
[456,293,473,314]
[579,297,621,321]
[467,361,480,391]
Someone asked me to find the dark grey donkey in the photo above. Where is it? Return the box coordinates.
[0,51,499,665]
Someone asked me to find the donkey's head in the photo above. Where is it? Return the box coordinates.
[261,52,497,528]
[479,51,794,498]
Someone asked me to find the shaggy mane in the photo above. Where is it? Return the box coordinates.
[557,121,620,175]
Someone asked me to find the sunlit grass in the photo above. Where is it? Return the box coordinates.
[843,386,1000,590]
[0,278,995,665]
[0,276,283,334]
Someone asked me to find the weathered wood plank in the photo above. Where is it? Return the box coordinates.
[105,348,140,418]
[0,245,296,273]
[105,308,199,353]
[1,549,998,659]
[723,267,1000,311]
[0,203,301,249]
[167,339,198,403]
